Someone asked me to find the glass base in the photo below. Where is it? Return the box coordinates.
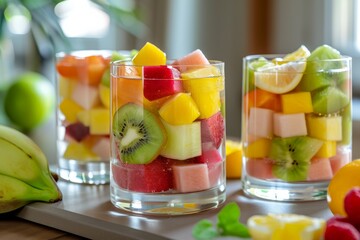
[242,175,328,201]
[110,183,226,216]
[58,158,110,185]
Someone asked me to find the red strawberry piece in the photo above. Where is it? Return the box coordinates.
[65,122,90,142]
[143,66,182,101]
[200,111,225,149]
[112,157,173,193]
[344,187,360,227]
[325,218,360,240]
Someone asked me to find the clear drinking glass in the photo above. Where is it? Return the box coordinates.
[110,60,226,215]
[55,50,130,184]
[241,54,352,201]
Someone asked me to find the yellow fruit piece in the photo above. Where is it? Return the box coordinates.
[244,138,271,158]
[248,213,325,240]
[99,84,110,108]
[59,76,77,99]
[314,141,336,158]
[132,42,166,66]
[283,45,311,62]
[89,108,110,135]
[328,159,360,216]
[159,93,200,125]
[281,92,313,114]
[59,98,84,123]
[225,140,242,178]
[63,142,100,161]
[306,114,342,141]
[254,61,306,94]
[181,66,224,91]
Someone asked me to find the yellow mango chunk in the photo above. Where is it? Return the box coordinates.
[99,84,110,108]
[306,114,342,141]
[244,138,271,158]
[63,142,100,161]
[132,42,166,66]
[77,110,91,126]
[89,108,110,135]
[59,76,77,99]
[59,98,84,123]
[281,92,313,114]
[181,66,224,91]
[314,141,337,158]
[226,140,242,179]
[159,93,200,125]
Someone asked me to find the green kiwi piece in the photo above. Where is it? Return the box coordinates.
[270,136,323,182]
[299,45,346,92]
[112,103,167,164]
[311,86,349,114]
[244,57,274,93]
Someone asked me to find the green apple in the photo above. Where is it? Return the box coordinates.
[4,72,55,132]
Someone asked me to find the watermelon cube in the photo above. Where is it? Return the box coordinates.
[112,157,173,193]
[273,113,307,138]
[200,111,225,149]
[172,49,210,72]
[172,163,210,193]
[307,158,333,181]
[195,145,223,187]
[246,158,274,180]
[329,146,351,174]
[143,66,183,101]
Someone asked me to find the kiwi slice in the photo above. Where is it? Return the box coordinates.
[311,86,349,114]
[112,103,167,164]
[270,136,323,182]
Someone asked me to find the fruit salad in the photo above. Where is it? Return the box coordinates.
[110,42,225,194]
[242,45,352,184]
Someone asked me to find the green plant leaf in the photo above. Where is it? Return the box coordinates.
[192,219,218,240]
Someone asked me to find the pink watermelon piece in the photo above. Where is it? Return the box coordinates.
[172,163,210,193]
[200,111,225,149]
[330,147,351,175]
[172,49,210,72]
[307,158,333,181]
[195,145,223,187]
[112,157,173,193]
[143,66,183,101]
[246,158,274,180]
[65,122,90,142]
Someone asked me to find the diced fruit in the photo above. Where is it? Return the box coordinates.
[63,141,100,161]
[329,147,351,174]
[324,218,360,240]
[71,83,100,110]
[225,140,242,179]
[112,103,167,164]
[282,45,311,62]
[143,66,183,101]
[112,157,173,193]
[160,120,202,160]
[270,136,323,182]
[77,110,91,126]
[246,158,274,180]
[132,42,166,66]
[344,187,360,227]
[91,137,110,160]
[89,108,110,135]
[172,49,210,72]
[181,66,223,91]
[84,55,108,86]
[195,145,223,187]
[189,90,220,119]
[281,92,313,114]
[311,86,349,114]
[111,75,143,111]
[244,57,275,93]
[341,104,352,145]
[200,111,225,149]
[273,113,307,138]
[314,141,337,158]
[172,163,210,193]
[65,122,90,142]
[59,98,84,123]
[248,107,273,139]
[243,89,281,115]
[59,77,77,99]
[254,61,306,94]
[99,84,110,108]
[159,93,200,125]
[306,114,342,141]
[307,158,333,181]
[244,138,271,158]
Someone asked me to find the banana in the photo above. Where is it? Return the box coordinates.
[0,125,62,213]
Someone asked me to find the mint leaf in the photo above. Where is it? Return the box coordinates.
[192,219,218,240]
[217,202,250,238]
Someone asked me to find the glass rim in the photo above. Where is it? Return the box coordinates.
[111,59,224,68]
[244,54,352,63]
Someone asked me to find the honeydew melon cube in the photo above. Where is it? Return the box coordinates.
[91,137,110,160]
[71,83,100,110]
[63,142,100,161]
[273,113,307,138]
[59,98,84,123]
[132,42,166,66]
[307,158,333,181]
[159,93,200,125]
[89,108,110,135]
[306,114,342,141]
[172,163,210,193]
[314,141,337,158]
[160,120,201,160]
[281,92,313,114]
[244,138,271,158]
[248,107,273,139]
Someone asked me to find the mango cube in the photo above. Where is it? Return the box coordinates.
[281,92,313,114]
[99,84,110,108]
[63,142,100,161]
[159,93,200,125]
[273,113,307,138]
[314,141,337,158]
[191,90,220,119]
[89,108,110,135]
[248,107,273,139]
[59,77,77,99]
[59,98,84,123]
[306,115,342,141]
[132,42,166,66]
[244,138,271,158]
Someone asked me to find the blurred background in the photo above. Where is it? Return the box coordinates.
[0,0,359,164]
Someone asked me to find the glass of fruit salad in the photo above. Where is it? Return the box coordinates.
[241,45,352,201]
[110,42,226,215]
[55,50,134,184]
